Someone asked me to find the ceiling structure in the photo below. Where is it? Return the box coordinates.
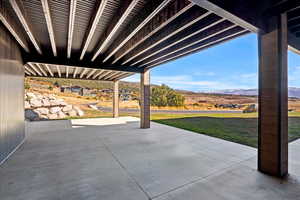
[24,63,134,81]
[0,0,299,81]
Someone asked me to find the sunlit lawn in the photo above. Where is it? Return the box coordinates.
[65,109,300,148]
[151,112,300,148]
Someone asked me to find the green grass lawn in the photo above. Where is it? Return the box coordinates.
[63,109,300,148]
[151,112,300,148]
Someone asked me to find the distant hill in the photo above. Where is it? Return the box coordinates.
[211,87,300,98]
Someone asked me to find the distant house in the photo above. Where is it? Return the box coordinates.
[100,89,113,93]
[120,89,133,101]
[60,85,94,96]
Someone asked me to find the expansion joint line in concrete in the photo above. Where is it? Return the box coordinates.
[99,140,152,200]
[150,155,257,200]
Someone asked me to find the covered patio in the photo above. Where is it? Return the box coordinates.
[1,0,300,199]
[1,118,300,200]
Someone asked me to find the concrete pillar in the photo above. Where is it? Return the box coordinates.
[113,81,119,118]
[258,13,288,177]
[140,70,150,128]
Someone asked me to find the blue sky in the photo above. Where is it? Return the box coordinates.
[124,33,300,92]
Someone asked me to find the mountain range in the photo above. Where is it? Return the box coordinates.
[211,87,300,98]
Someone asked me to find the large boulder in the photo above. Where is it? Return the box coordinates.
[25,109,39,121]
[36,94,44,99]
[48,113,58,119]
[50,99,60,106]
[41,99,51,107]
[30,99,42,107]
[74,106,84,116]
[35,107,49,115]
[25,101,31,109]
[89,104,98,110]
[57,111,66,119]
[67,110,77,117]
[48,95,56,100]
[26,92,36,99]
[62,105,73,112]
[39,115,49,120]
[50,106,61,114]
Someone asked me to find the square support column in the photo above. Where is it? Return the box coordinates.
[258,13,288,177]
[140,70,150,128]
[113,80,119,118]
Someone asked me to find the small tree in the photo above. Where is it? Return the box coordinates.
[53,81,60,87]
[151,84,185,107]
[24,82,30,90]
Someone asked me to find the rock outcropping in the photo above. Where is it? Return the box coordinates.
[25,92,84,121]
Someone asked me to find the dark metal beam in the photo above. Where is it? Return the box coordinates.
[121,6,209,65]
[102,0,173,63]
[147,29,248,69]
[139,21,236,67]
[131,14,225,66]
[41,0,57,57]
[22,54,144,73]
[25,73,119,82]
[287,7,300,21]
[92,0,139,61]
[190,0,259,32]
[258,13,288,177]
[79,0,109,60]
[0,12,29,52]
[266,1,300,16]
[112,72,134,81]
[110,0,193,65]
[67,0,77,58]
[288,31,300,55]
[9,0,42,54]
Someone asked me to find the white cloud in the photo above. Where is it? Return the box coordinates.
[193,71,216,76]
[240,73,257,79]
[122,74,139,82]
[289,66,300,83]
[123,73,256,91]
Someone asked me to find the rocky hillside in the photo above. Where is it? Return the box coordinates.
[25,92,84,121]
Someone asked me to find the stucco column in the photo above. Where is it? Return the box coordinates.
[140,70,150,128]
[258,13,288,177]
[113,80,119,118]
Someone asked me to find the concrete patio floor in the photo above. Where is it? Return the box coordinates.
[1,117,300,200]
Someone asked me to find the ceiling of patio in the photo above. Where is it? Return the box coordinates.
[1,0,299,81]
[0,0,251,80]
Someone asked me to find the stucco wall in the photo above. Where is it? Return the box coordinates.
[0,25,25,164]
